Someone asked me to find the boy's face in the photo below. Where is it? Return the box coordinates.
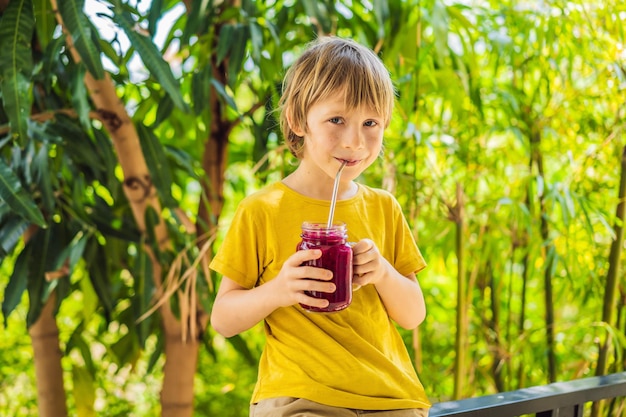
[292,93,385,184]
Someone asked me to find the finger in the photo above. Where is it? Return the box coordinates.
[300,295,330,308]
[351,238,374,256]
[303,278,336,293]
[300,266,334,281]
[288,249,323,266]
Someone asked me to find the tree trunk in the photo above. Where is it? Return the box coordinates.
[160,308,201,417]
[51,2,206,416]
[29,292,68,417]
[195,22,234,242]
[591,144,626,417]
[196,70,231,239]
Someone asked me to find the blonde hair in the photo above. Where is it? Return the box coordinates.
[279,36,395,158]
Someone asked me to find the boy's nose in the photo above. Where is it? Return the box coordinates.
[342,127,364,149]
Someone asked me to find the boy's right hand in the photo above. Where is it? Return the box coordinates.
[271,249,335,309]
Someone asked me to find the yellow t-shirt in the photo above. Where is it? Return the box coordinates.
[209,182,430,410]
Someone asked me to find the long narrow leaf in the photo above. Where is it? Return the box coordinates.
[210,78,238,111]
[226,24,250,89]
[33,0,56,51]
[136,123,176,208]
[26,225,59,327]
[0,158,46,227]
[72,366,96,416]
[0,216,29,256]
[85,238,114,322]
[2,243,32,324]
[57,0,105,79]
[0,0,35,144]
[113,7,187,111]
[133,243,154,347]
[32,141,55,214]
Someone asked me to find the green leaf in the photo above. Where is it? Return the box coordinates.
[226,334,256,366]
[85,238,114,322]
[181,0,210,45]
[69,64,92,131]
[57,0,105,79]
[33,0,57,51]
[2,243,32,324]
[249,21,263,62]
[154,94,174,127]
[226,24,250,88]
[164,145,198,181]
[32,141,55,214]
[147,0,164,38]
[0,158,47,227]
[301,0,332,34]
[0,216,29,256]
[46,115,106,181]
[216,24,234,65]
[210,78,238,111]
[92,128,120,193]
[26,225,61,327]
[113,7,188,111]
[146,332,164,373]
[90,195,140,242]
[53,231,89,281]
[110,331,139,367]
[373,0,390,38]
[191,66,211,115]
[72,366,96,417]
[144,206,162,258]
[216,22,250,88]
[67,324,96,373]
[0,0,34,144]
[133,244,154,347]
[136,123,176,208]
[67,232,89,274]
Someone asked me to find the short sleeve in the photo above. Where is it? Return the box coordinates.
[209,201,263,289]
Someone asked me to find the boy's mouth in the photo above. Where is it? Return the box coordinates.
[337,158,359,166]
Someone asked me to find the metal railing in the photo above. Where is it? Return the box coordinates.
[429,372,626,417]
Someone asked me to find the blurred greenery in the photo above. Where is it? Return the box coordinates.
[1,0,625,416]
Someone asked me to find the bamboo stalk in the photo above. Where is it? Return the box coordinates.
[592,144,626,417]
[487,261,506,392]
[532,128,557,383]
[453,183,467,399]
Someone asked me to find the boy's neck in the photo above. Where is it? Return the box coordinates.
[282,169,357,201]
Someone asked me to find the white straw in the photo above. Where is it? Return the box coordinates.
[327,160,347,228]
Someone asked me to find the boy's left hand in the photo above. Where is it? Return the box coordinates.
[351,238,391,288]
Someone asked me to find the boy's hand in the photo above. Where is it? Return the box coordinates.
[351,239,392,288]
[272,249,335,309]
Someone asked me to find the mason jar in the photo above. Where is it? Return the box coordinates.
[296,222,353,312]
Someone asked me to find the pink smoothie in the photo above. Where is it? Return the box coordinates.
[297,223,353,312]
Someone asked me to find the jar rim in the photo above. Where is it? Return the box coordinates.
[301,221,346,231]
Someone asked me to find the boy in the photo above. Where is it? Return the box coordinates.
[210,36,430,417]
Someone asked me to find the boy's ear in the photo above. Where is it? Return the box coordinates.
[287,115,305,137]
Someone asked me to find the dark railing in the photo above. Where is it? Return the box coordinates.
[429,372,626,417]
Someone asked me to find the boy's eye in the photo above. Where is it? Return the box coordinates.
[329,117,343,124]
[364,120,378,127]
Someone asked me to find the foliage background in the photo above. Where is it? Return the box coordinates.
[1,0,625,416]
